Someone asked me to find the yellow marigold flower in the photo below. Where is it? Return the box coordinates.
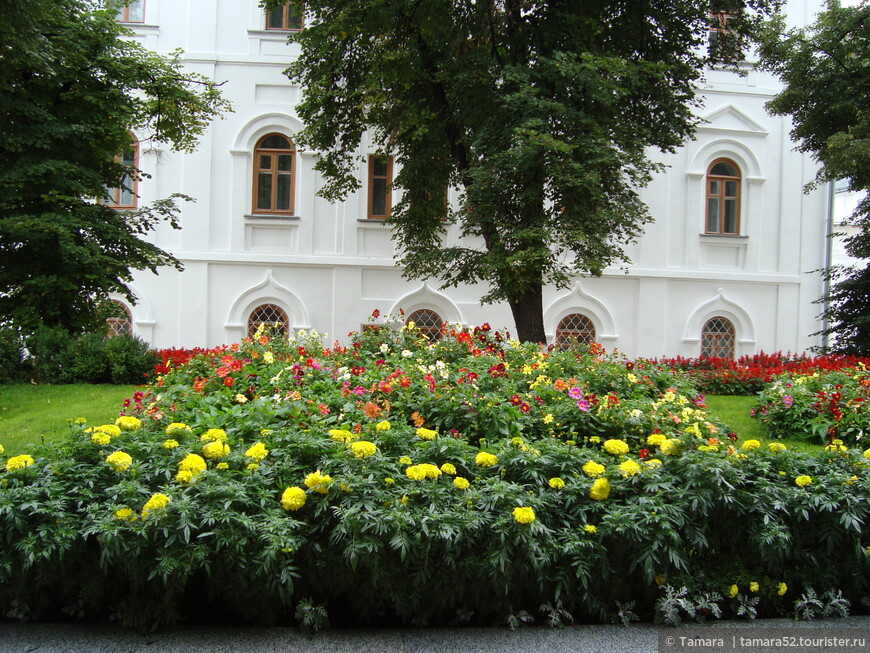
[548,477,566,490]
[216,462,229,470]
[376,420,391,431]
[178,453,207,475]
[245,442,269,461]
[280,486,306,511]
[406,463,441,480]
[106,451,133,472]
[618,459,642,477]
[511,437,525,447]
[416,427,438,441]
[92,424,122,438]
[647,433,666,446]
[384,477,394,485]
[350,440,377,458]
[589,436,600,444]
[399,494,410,505]
[749,582,759,592]
[727,584,739,598]
[234,393,248,404]
[590,478,611,501]
[603,439,629,455]
[847,475,859,485]
[645,458,663,467]
[176,470,195,484]
[795,475,812,487]
[864,448,870,461]
[584,524,597,534]
[660,439,681,456]
[475,452,498,468]
[512,506,536,524]
[825,443,848,453]
[115,416,142,431]
[246,463,259,471]
[453,476,470,490]
[163,439,179,449]
[166,423,191,436]
[201,428,227,443]
[440,463,457,475]
[329,429,355,443]
[741,439,761,451]
[91,431,112,446]
[304,470,333,494]
[114,507,136,521]
[582,460,605,478]
[399,456,413,465]
[141,492,171,518]
[768,442,787,452]
[203,441,230,459]
[777,582,788,596]
[697,445,719,453]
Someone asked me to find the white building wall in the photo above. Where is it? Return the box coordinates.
[117,0,831,357]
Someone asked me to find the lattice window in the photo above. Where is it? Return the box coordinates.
[555,313,596,350]
[106,301,132,337]
[248,304,288,339]
[407,309,443,342]
[700,316,735,359]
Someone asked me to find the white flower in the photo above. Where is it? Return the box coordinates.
[401,350,413,358]
[379,343,390,353]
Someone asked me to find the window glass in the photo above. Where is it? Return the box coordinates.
[248,304,289,338]
[555,314,596,350]
[705,158,741,235]
[700,317,735,359]
[368,155,393,219]
[406,309,443,342]
[253,133,295,214]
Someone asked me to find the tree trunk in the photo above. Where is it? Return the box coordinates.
[508,283,547,344]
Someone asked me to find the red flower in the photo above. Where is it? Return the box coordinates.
[372,309,381,318]
[520,403,530,413]
[639,448,650,460]
[223,377,234,387]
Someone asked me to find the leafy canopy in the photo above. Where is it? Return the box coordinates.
[757,1,870,354]
[0,0,231,333]
[277,0,778,342]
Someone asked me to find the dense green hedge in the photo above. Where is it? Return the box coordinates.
[1,322,868,629]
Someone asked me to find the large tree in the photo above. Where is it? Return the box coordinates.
[0,0,230,333]
[276,0,778,342]
[757,1,870,355]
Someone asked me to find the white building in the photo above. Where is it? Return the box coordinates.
[110,0,832,358]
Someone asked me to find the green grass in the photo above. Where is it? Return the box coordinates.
[705,394,824,453]
[0,384,139,455]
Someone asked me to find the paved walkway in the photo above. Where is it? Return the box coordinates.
[3,617,870,653]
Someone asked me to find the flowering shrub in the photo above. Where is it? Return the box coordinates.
[1,321,869,629]
[753,367,870,446]
[644,352,870,395]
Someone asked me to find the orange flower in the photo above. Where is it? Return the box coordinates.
[553,379,568,391]
[411,411,425,427]
[363,402,382,419]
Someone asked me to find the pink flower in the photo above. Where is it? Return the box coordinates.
[577,399,590,412]
[783,395,793,407]
[568,387,583,399]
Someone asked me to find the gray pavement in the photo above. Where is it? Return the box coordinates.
[3,617,870,653]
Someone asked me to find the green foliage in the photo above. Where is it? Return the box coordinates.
[1,324,869,629]
[277,0,779,341]
[68,333,111,384]
[104,335,158,385]
[25,326,75,384]
[0,329,25,384]
[757,2,870,354]
[0,0,230,333]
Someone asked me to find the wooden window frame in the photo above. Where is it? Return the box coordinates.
[707,10,742,63]
[555,313,596,350]
[114,0,144,23]
[367,155,393,220]
[705,157,741,235]
[252,133,296,215]
[406,309,444,342]
[105,135,139,209]
[265,2,304,31]
[700,316,735,359]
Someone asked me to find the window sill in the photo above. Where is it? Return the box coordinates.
[357,218,391,226]
[700,233,747,240]
[247,29,299,39]
[245,214,300,221]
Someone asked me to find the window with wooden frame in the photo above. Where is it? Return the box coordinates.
[265,2,304,30]
[368,155,393,219]
[555,313,596,350]
[253,133,296,215]
[705,158,741,235]
[406,309,444,342]
[707,10,741,63]
[700,316,735,359]
[106,300,133,337]
[247,304,289,339]
[114,0,144,22]
[105,136,139,209]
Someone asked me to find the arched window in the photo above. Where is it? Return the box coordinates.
[700,316,735,359]
[407,309,443,342]
[555,313,596,350]
[705,158,741,235]
[253,133,296,215]
[105,135,139,209]
[248,304,289,339]
[106,300,133,337]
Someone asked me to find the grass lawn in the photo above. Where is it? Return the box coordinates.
[705,394,823,453]
[0,384,139,455]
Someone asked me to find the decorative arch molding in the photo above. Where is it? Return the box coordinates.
[389,283,463,326]
[698,104,769,137]
[543,281,618,346]
[231,112,306,154]
[681,288,757,354]
[110,285,156,343]
[224,269,310,343]
[686,138,764,182]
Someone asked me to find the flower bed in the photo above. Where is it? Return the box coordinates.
[1,323,869,629]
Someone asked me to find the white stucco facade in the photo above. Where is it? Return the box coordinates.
[115,0,832,357]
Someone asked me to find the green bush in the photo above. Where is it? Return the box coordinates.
[0,322,868,629]
[104,334,157,385]
[25,325,74,383]
[68,332,111,384]
[0,327,25,383]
